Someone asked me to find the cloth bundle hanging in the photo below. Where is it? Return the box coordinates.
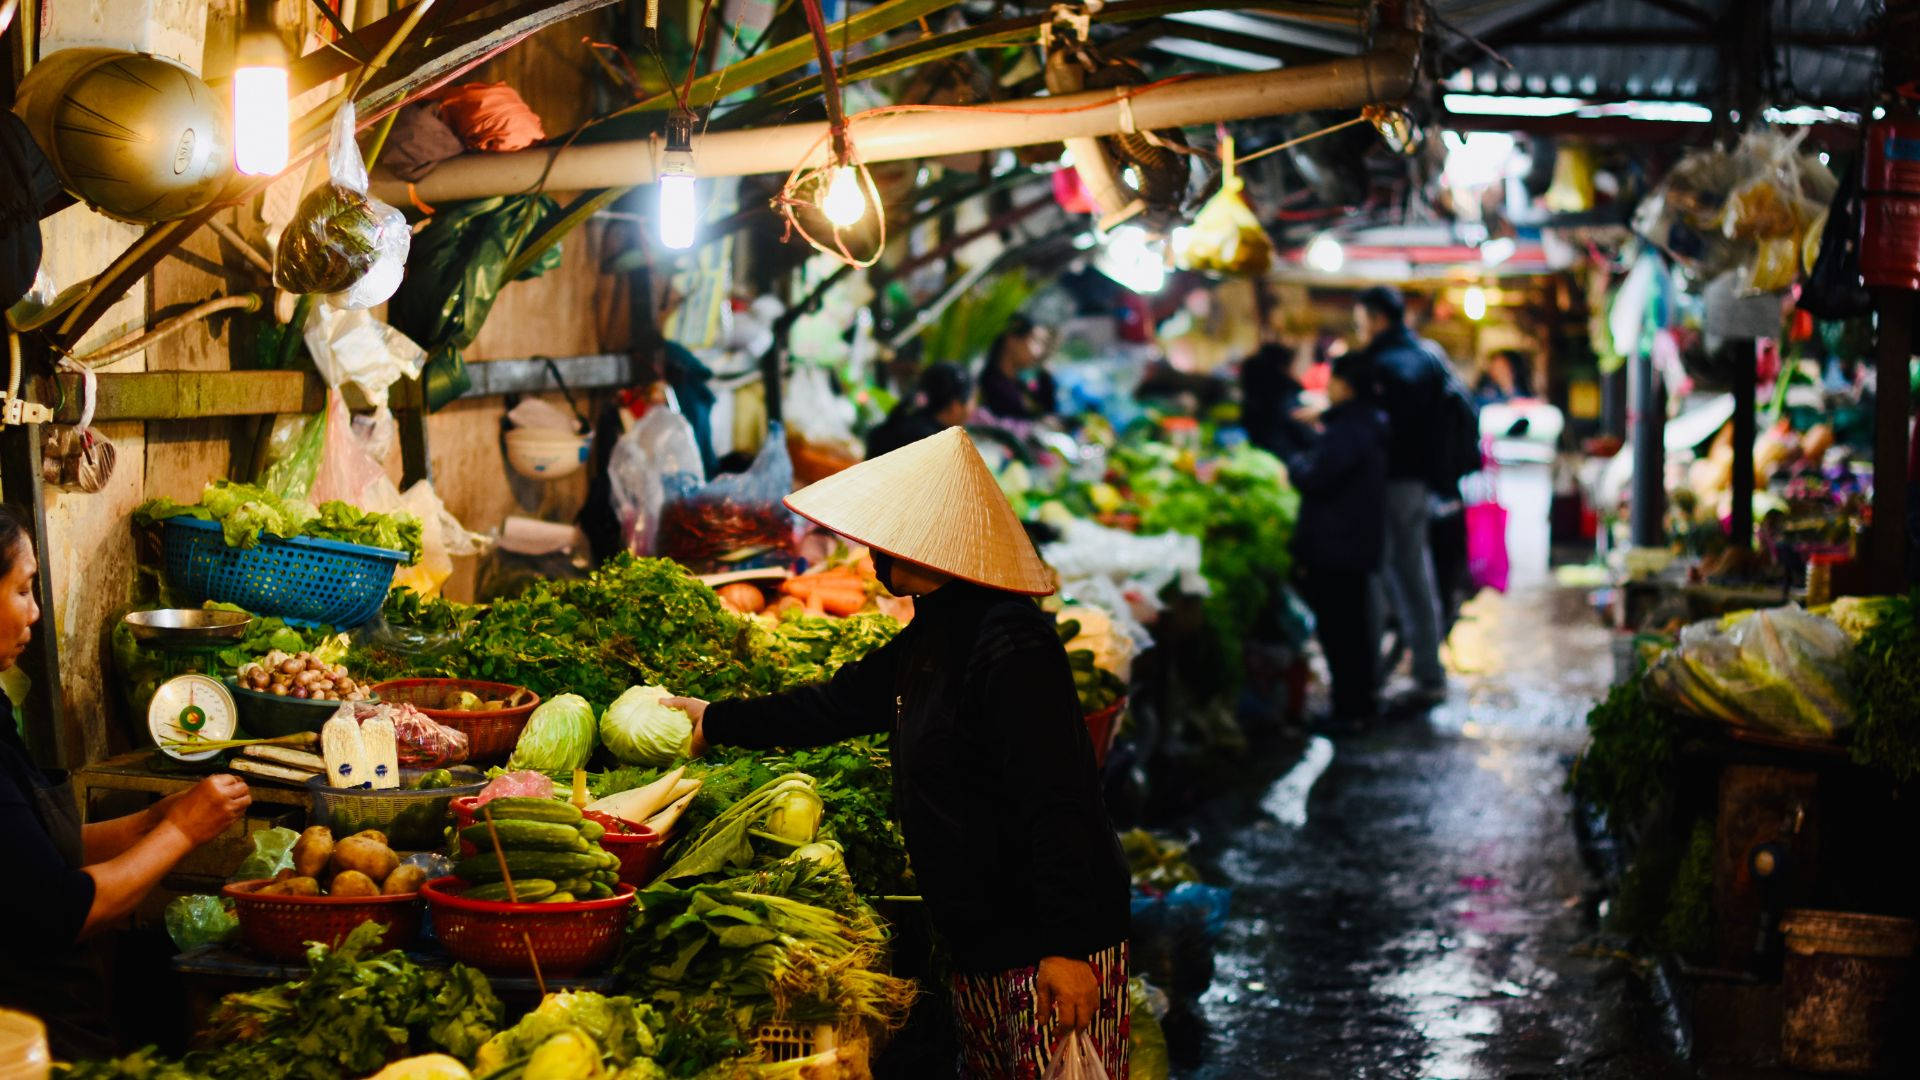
[428,83,546,152]
[41,361,115,493]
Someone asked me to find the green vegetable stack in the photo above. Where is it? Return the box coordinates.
[136,480,424,563]
[455,798,622,903]
[1059,618,1127,715]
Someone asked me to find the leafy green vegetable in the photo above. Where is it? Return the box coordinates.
[1847,591,1920,780]
[507,693,598,773]
[602,685,695,766]
[470,990,752,1079]
[1569,676,1685,823]
[657,773,822,882]
[136,481,423,562]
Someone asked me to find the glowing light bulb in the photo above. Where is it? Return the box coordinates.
[658,171,696,250]
[1464,285,1488,321]
[232,28,289,175]
[1305,234,1344,273]
[821,166,868,227]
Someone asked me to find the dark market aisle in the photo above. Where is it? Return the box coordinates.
[1178,585,1687,1080]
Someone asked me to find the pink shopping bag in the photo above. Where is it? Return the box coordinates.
[1465,499,1510,594]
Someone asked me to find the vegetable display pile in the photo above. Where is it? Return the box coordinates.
[58,923,504,1080]
[238,650,371,703]
[1844,592,1920,780]
[1569,676,1684,823]
[136,481,424,562]
[469,990,757,1080]
[453,797,622,903]
[1059,617,1127,715]
[256,826,424,897]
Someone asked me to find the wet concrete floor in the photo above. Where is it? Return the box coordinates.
[1177,584,1691,1079]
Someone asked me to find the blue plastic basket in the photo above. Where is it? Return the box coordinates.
[161,517,406,628]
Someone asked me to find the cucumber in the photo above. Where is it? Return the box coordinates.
[585,881,615,899]
[477,797,582,825]
[455,850,605,883]
[459,820,586,853]
[465,878,557,903]
[553,876,593,895]
[541,892,576,903]
[577,820,606,842]
[594,850,619,870]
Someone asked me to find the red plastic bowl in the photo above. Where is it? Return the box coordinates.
[598,827,666,887]
[222,878,423,961]
[421,876,634,976]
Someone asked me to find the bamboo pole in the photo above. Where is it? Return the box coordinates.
[372,30,1418,203]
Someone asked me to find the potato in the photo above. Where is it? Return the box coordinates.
[272,867,297,883]
[330,836,400,884]
[292,826,334,879]
[349,830,390,847]
[382,864,427,896]
[329,870,379,897]
[256,880,289,896]
[282,876,320,896]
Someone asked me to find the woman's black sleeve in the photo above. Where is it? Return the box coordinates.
[0,775,94,956]
[701,635,903,750]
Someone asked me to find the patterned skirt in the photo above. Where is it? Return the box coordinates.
[950,943,1131,1080]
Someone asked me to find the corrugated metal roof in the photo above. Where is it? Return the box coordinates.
[1437,0,1882,106]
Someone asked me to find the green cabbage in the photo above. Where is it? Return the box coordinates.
[507,693,597,773]
[599,685,691,766]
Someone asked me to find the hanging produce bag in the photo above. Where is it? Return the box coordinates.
[1799,159,1874,319]
[388,194,562,411]
[656,421,796,573]
[40,363,115,493]
[274,103,411,309]
[1644,605,1855,739]
[1174,137,1271,276]
[607,404,706,556]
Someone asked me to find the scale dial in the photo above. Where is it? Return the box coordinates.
[148,673,238,762]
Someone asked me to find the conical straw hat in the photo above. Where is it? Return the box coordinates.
[784,426,1054,595]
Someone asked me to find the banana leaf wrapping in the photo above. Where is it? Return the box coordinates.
[275,183,393,295]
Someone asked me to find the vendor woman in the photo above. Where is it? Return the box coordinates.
[669,428,1132,1079]
[0,506,252,1058]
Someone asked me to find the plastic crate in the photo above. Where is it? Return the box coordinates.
[161,517,407,628]
[752,1022,837,1064]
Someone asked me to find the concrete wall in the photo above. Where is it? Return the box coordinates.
[31,3,636,765]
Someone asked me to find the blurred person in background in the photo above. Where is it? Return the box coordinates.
[1474,349,1535,407]
[867,363,974,458]
[978,315,1059,421]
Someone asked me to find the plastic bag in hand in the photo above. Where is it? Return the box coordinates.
[274,103,410,309]
[1043,1031,1112,1080]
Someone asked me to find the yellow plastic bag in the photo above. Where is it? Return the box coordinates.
[1176,137,1271,276]
[1544,145,1596,213]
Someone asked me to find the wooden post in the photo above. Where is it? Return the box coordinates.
[1730,340,1756,550]
[1869,291,1913,593]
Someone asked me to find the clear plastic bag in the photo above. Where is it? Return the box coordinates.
[1644,605,1855,738]
[607,405,706,556]
[232,826,301,881]
[338,701,470,768]
[164,894,238,952]
[656,422,796,572]
[304,302,426,411]
[1175,139,1270,277]
[274,103,411,309]
[1043,1031,1111,1080]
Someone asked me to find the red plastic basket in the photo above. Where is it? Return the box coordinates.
[222,879,423,961]
[599,827,666,888]
[421,876,634,976]
[369,679,539,762]
[1084,697,1127,770]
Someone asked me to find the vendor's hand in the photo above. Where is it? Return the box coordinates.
[1036,956,1099,1031]
[664,697,710,757]
[162,774,251,846]
[1291,403,1324,426]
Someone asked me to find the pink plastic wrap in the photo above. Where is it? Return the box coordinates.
[341,700,470,768]
[474,770,555,805]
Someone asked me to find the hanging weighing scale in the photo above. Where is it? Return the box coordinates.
[147,673,238,762]
[123,610,251,762]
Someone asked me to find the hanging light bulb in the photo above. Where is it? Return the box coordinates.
[232,0,289,175]
[1463,284,1488,321]
[1305,234,1345,273]
[821,164,868,227]
[657,110,697,250]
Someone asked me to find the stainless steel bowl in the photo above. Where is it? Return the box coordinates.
[123,608,254,642]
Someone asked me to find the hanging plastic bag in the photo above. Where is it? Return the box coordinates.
[608,405,706,556]
[164,894,238,952]
[40,362,116,493]
[309,389,390,508]
[1174,137,1271,276]
[275,103,410,309]
[391,481,490,597]
[259,411,327,500]
[1042,1030,1112,1080]
[1799,159,1874,319]
[656,421,796,573]
[1543,144,1596,213]
[304,302,426,411]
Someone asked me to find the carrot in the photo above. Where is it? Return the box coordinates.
[818,588,868,617]
[781,569,864,598]
[805,593,827,617]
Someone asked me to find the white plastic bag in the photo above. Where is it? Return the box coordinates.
[607,406,705,555]
[274,103,411,310]
[304,302,426,410]
[785,365,859,453]
[1644,605,1855,738]
[1043,1031,1112,1080]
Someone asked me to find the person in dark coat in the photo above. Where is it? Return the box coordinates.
[977,315,1059,421]
[665,429,1132,1080]
[1285,354,1389,727]
[1240,341,1318,461]
[865,363,973,459]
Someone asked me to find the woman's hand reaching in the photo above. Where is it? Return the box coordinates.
[161,774,251,846]
[1036,955,1100,1031]
[664,697,710,757]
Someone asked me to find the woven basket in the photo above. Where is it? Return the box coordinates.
[421,877,634,976]
[223,878,423,961]
[307,770,485,851]
[161,517,406,628]
[368,679,539,762]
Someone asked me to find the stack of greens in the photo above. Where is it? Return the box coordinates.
[1845,592,1920,779]
[469,990,753,1079]
[136,481,423,563]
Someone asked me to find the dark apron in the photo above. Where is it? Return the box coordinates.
[0,771,114,1061]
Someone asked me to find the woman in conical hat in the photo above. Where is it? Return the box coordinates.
[669,427,1132,1079]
